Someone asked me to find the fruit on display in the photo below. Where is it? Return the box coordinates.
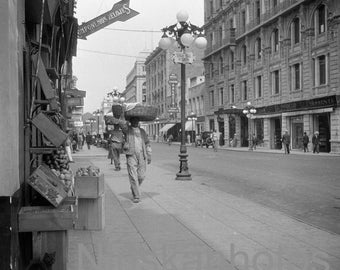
[43,146,74,192]
[75,166,100,177]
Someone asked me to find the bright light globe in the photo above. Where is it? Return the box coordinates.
[176,10,189,22]
[159,37,172,50]
[180,33,194,47]
[194,36,207,49]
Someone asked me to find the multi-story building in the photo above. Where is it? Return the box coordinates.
[145,46,205,140]
[188,76,206,135]
[203,0,340,152]
[123,51,150,103]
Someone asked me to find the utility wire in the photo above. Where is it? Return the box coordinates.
[104,27,161,33]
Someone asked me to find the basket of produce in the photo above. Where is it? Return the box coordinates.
[124,103,158,122]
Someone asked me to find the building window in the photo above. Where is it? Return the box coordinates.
[242,80,248,100]
[210,90,215,107]
[271,70,280,94]
[290,63,301,91]
[210,63,214,78]
[241,10,246,33]
[273,0,278,8]
[230,84,235,103]
[219,87,224,105]
[210,0,214,16]
[230,50,235,70]
[291,18,300,44]
[272,28,279,52]
[313,55,327,86]
[317,5,326,34]
[255,75,262,98]
[242,44,247,65]
[255,37,262,59]
[220,56,224,74]
[255,0,261,24]
[219,26,223,45]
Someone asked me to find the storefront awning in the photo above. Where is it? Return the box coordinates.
[185,121,194,131]
[159,123,175,133]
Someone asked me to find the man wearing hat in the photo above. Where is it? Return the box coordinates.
[281,130,291,154]
[312,131,320,154]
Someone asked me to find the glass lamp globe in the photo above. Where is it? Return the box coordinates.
[180,33,194,47]
[176,10,189,22]
[247,114,251,118]
[247,101,251,106]
[250,108,256,114]
[112,95,119,102]
[194,36,208,49]
[119,97,125,103]
[159,36,173,50]
[243,109,248,114]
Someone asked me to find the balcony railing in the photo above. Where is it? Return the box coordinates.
[204,28,236,56]
[243,0,302,36]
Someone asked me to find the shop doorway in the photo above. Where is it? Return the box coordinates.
[241,116,249,147]
[318,113,331,152]
[271,117,282,149]
[291,116,304,149]
[218,120,225,146]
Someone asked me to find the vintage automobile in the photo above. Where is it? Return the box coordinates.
[195,131,213,148]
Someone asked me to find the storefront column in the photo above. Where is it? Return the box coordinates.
[235,115,241,147]
[303,114,312,136]
[330,108,340,153]
[225,116,230,147]
[0,0,21,196]
[263,118,270,148]
[282,115,288,133]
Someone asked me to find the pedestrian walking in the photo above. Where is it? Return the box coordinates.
[282,130,291,154]
[85,132,92,150]
[115,117,152,203]
[303,132,310,152]
[77,132,84,150]
[251,133,257,150]
[65,132,74,163]
[212,130,219,152]
[107,124,124,171]
[312,131,320,154]
[167,134,173,146]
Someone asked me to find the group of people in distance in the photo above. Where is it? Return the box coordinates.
[281,130,321,154]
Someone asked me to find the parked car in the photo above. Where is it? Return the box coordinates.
[196,131,213,148]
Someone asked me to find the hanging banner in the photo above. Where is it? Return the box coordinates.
[78,0,139,39]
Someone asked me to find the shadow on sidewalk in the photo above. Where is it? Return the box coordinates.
[119,191,160,201]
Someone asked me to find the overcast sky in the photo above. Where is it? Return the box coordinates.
[73,0,204,113]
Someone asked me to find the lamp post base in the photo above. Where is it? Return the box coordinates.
[175,145,192,180]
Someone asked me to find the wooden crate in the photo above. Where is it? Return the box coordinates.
[74,194,105,231]
[32,231,68,270]
[28,165,68,207]
[74,174,104,198]
[18,205,76,232]
[31,112,67,147]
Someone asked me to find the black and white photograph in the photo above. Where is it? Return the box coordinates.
[1,0,340,269]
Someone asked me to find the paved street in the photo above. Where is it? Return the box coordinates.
[154,143,340,235]
[67,144,340,270]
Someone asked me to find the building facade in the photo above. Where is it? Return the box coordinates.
[203,0,340,152]
[188,76,206,135]
[123,51,150,103]
[145,46,205,140]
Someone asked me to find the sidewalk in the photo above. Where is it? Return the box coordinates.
[67,146,340,270]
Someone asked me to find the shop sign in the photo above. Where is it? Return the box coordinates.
[78,0,139,39]
[256,95,339,115]
[172,52,194,64]
[67,97,84,107]
[65,89,86,98]
[168,107,179,113]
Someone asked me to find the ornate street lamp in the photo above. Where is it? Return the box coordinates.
[242,102,257,150]
[93,109,103,135]
[187,112,197,145]
[154,117,160,142]
[107,86,126,103]
[87,117,96,135]
[159,10,207,181]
